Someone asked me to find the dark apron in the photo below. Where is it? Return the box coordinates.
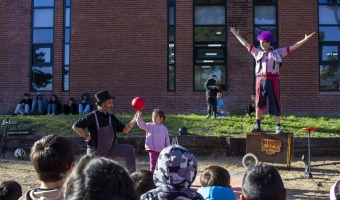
[93,112,116,157]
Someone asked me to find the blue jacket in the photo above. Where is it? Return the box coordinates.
[197,186,236,200]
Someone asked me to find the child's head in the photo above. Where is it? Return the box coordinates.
[30,134,75,182]
[0,180,22,200]
[154,144,198,189]
[200,165,231,188]
[64,155,137,200]
[217,92,223,98]
[152,109,165,124]
[50,94,57,102]
[24,93,30,99]
[130,169,156,198]
[69,98,75,103]
[241,164,286,200]
[251,93,255,101]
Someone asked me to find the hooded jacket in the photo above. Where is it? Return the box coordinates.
[204,78,218,98]
[79,93,93,105]
[141,145,204,200]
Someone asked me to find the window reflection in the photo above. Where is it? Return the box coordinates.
[254,6,276,24]
[322,46,338,61]
[34,47,51,64]
[194,65,226,90]
[32,67,53,91]
[320,65,340,90]
[195,6,225,25]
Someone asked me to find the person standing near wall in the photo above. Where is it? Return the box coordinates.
[204,74,219,119]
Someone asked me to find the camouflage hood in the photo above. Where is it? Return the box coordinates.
[141,144,203,200]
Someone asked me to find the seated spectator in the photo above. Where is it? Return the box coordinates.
[31,92,48,115]
[330,180,340,200]
[19,135,75,200]
[216,92,230,117]
[240,163,286,200]
[13,93,32,116]
[78,92,93,114]
[141,144,204,200]
[130,169,156,199]
[63,155,137,200]
[47,94,62,115]
[0,180,22,200]
[62,98,78,115]
[245,93,256,118]
[197,165,236,200]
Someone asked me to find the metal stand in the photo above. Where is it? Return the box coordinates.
[1,118,19,158]
[301,127,317,179]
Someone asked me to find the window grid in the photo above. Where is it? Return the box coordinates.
[193,0,227,91]
[168,0,176,91]
[318,0,340,91]
[31,0,55,91]
[63,0,71,91]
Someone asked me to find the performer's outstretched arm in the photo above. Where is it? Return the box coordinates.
[230,27,251,49]
[290,32,316,52]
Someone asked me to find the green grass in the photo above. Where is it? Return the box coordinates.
[1,114,339,137]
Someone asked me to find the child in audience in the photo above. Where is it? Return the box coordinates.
[0,180,22,200]
[141,144,204,200]
[216,92,230,117]
[19,135,75,200]
[197,165,236,200]
[62,98,78,115]
[63,155,137,200]
[130,169,156,199]
[78,92,93,114]
[240,163,286,200]
[47,94,62,115]
[13,93,32,116]
[245,93,256,118]
[31,92,48,115]
[136,109,170,171]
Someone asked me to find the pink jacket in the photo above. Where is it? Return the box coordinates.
[136,117,171,152]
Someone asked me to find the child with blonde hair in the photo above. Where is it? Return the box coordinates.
[136,109,170,171]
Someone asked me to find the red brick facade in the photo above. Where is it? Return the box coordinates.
[0,0,339,115]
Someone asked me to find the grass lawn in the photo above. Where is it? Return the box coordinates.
[1,114,339,137]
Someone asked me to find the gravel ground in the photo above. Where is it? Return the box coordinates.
[0,152,339,200]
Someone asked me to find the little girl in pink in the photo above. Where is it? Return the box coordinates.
[136,109,170,171]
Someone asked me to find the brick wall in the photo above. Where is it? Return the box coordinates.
[0,0,339,116]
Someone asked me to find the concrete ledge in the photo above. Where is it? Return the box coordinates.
[2,135,340,157]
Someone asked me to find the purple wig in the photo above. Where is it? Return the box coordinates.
[257,31,274,43]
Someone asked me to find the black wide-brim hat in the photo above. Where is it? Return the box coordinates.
[95,91,115,105]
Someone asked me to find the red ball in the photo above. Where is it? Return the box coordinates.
[131,97,145,111]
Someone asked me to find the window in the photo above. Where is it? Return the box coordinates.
[63,0,71,91]
[318,0,340,91]
[194,0,226,91]
[168,0,175,91]
[253,0,278,49]
[31,0,54,91]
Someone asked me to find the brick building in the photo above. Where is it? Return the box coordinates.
[0,0,339,115]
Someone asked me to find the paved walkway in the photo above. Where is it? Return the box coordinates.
[191,171,243,200]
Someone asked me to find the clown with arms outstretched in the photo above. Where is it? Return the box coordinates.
[230,27,315,134]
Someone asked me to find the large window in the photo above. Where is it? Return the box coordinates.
[194,0,226,91]
[31,0,54,91]
[318,0,340,91]
[63,0,71,91]
[168,0,175,91]
[253,0,278,49]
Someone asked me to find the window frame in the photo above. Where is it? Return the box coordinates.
[318,0,340,91]
[30,0,55,92]
[193,0,227,91]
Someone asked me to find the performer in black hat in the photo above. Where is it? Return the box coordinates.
[72,90,138,173]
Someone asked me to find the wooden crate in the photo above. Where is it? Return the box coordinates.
[246,132,294,167]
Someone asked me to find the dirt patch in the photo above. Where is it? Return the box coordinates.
[0,152,339,200]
